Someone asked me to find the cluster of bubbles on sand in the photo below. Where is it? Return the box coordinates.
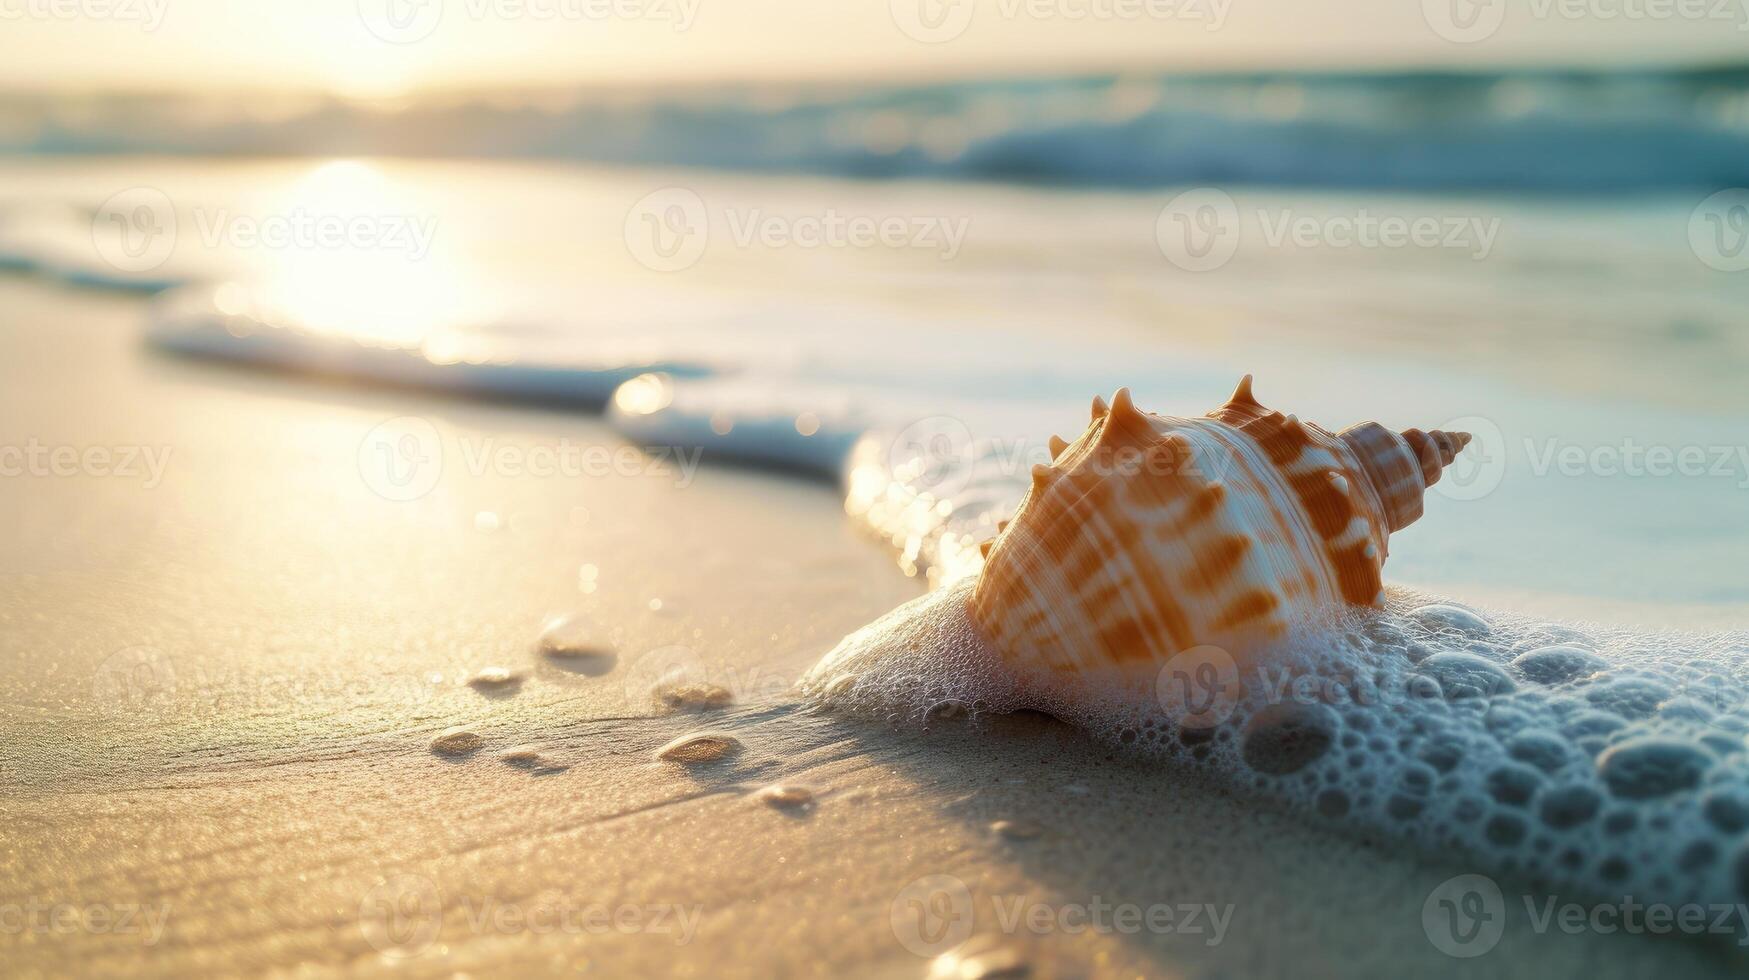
[802,578,1749,922]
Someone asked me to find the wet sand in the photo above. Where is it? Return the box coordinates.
[0,276,1739,978]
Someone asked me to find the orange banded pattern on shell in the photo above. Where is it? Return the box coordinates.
[967,378,1471,675]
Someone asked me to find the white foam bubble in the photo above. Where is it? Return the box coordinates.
[802,578,1749,922]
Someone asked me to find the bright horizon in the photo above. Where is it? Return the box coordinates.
[2,0,1745,97]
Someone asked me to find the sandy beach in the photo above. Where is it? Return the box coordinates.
[3,273,1743,979]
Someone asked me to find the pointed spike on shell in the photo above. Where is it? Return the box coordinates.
[1048,435,1069,459]
[1090,394,1108,421]
[979,539,994,557]
[1031,464,1054,489]
[1109,387,1135,420]
[1229,374,1259,407]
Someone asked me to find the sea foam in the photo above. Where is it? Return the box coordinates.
[801,577,1749,924]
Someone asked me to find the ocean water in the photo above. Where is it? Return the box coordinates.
[4,153,1749,938]
[2,155,1744,612]
[8,67,1749,191]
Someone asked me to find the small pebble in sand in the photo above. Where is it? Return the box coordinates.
[654,680,734,711]
[467,666,520,689]
[497,745,544,766]
[990,819,1045,841]
[536,614,613,660]
[758,784,816,809]
[429,727,484,756]
[656,732,741,764]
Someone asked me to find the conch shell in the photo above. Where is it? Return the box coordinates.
[967,377,1470,675]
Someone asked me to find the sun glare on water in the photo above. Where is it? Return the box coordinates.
[235,159,500,350]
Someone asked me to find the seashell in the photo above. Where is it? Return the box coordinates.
[967,377,1470,675]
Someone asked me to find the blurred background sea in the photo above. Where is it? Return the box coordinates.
[4,65,1748,190]
[3,60,1748,619]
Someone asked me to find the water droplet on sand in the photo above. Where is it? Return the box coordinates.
[758,784,816,809]
[430,727,484,756]
[537,614,613,661]
[990,819,1045,841]
[468,666,520,689]
[474,510,501,532]
[657,732,740,764]
[655,680,734,711]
